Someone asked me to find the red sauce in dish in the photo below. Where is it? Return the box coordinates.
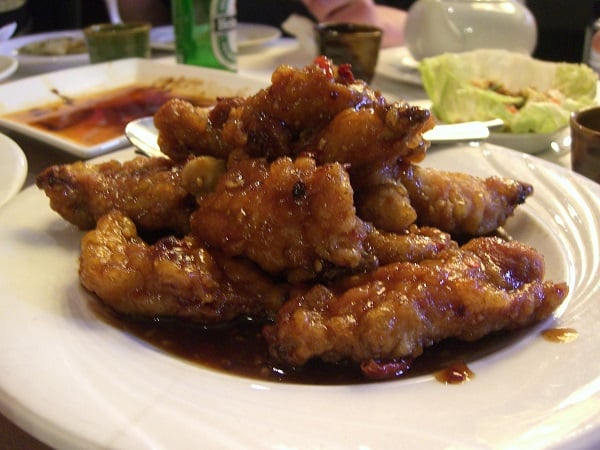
[3,83,214,146]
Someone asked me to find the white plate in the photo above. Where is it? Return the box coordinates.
[0,132,26,207]
[237,23,282,49]
[0,30,89,74]
[0,58,267,159]
[488,126,571,155]
[0,144,599,449]
[150,23,282,51]
[0,54,17,81]
[376,46,422,86]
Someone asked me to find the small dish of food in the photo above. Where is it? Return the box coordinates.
[418,49,598,154]
[0,30,89,74]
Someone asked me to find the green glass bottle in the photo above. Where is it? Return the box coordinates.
[171,0,237,71]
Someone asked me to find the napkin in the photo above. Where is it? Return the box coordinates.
[0,22,16,42]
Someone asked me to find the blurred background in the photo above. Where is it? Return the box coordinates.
[1,0,595,63]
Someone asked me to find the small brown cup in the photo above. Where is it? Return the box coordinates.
[315,22,382,83]
[84,22,151,63]
[570,107,600,184]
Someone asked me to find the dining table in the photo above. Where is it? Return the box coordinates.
[0,32,590,449]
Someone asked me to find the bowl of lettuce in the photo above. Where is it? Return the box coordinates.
[418,49,598,153]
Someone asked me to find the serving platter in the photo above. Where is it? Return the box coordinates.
[0,58,267,158]
[0,143,598,449]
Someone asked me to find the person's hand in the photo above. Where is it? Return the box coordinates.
[302,0,379,24]
[301,0,407,47]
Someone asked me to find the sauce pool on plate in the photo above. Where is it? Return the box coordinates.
[90,298,536,385]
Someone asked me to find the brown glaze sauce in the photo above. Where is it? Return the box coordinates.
[3,81,215,146]
[541,327,578,343]
[434,361,474,385]
[89,298,533,385]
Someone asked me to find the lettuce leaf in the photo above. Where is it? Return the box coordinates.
[418,49,598,133]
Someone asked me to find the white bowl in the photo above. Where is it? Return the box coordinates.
[488,127,570,154]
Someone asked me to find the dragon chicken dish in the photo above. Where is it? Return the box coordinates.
[36,57,568,382]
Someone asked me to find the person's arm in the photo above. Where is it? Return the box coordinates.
[118,0,170,25]
[302,0,407,46]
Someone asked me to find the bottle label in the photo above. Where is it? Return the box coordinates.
[211,0,237,71]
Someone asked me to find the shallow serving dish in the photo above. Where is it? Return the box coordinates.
[0,143,599,449]
[0,58,267,158]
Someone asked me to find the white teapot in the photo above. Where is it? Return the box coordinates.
[404,0,537,60]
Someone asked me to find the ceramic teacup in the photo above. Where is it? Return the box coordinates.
[315,22,382,83]
[84,22,151,63]
[570,106,600,183]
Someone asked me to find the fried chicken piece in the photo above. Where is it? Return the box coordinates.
[263,237,567,375]
[365,225,458,265]
[36,156,195,234]
[191,155,371,283]
[154,97,246,162]
[155,57,433,166]
[79,211,288,323]
[351,159,418,233]
[397,163,533,237]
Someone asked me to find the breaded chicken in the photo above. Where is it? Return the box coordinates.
[397,163,533,237]
[364,225,458,265]
[36,156,195,235]
[191,155,371,283]
[79,211,288,323]
[263,237,567,378]
[155,57,434,166]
